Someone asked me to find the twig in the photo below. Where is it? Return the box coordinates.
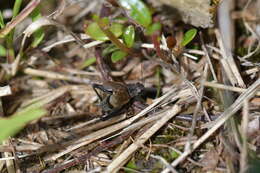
[95,18,134,56]
[95,47,113,81]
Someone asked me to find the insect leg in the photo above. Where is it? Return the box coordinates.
[92,83,113,100]
[99,95,114,112]
[100,101,131,121]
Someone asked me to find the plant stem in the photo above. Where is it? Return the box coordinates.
[96,18,135,56]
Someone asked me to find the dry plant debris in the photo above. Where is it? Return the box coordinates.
[0,0,260,173]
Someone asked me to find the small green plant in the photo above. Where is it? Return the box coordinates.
[118,0,152,28]
[85,17,124,41]
[85,15,135,62]
[85,0,161,63]
[30,6,45,48]
[0,102,47,143]
[0,0,45,61]
[181,28,198,47]
[123,25,135,48]
[0,11,5,28]
[85,0,197,64]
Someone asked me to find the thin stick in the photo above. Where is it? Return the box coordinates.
[204,81,260,96]
[239,100,249,173]
[199,32,218,81]
[185,63,208,152]
[95,48,113,81]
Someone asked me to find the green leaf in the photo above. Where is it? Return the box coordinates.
[102,44,119,56]
[114,16,128,22]
[0,102,47,143]
[118,0,152,27]
[31,28,45,47]
[81,57,96,69]
[111,50,127,62]
[30,7,45,47]
[181,28,197,47]
[145,22,161,35]
[123,25,135,47]
[12,0,23,18]
[0,45,6,56]
[110,23,124,38]
[85,19,123,41]
[0,11,5,29]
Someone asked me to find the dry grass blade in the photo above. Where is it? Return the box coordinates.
[185,63,208,153]
[48,87,190,161]
[2,140,15,173]
[20,85,84,111]
[24,68,92,84]
[0,0,41,37]
[42,34,102,52]
[239,0,260,60]
[215,29,245,87]
[217,0,245,88]
[199,32,217,81]
[203,81,260,96]
[12,17,53,75]
[162,78,260,173]
[105,104,181,173]
[239,100,249,173]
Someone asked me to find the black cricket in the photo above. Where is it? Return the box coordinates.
[92,81,157,120]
